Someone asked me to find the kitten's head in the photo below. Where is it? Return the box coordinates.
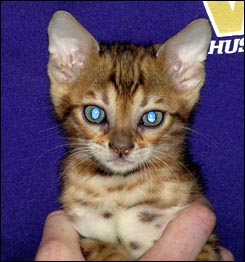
[47,11,211,175]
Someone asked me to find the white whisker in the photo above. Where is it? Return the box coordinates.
[32,144,68,171]
[151,148,198,186]
[178,126,218,147]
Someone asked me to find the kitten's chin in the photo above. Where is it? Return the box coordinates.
[97,157,139,176]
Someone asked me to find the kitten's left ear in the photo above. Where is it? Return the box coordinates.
[157,19,211,92]
[48,10,99,83]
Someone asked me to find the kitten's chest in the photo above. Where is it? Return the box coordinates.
[61,171,193,257]
[62,175,153,244]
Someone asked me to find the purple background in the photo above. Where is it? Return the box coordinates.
[2,1,244,261]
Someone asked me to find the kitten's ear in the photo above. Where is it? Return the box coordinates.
[48,10,99,83]
[156,19,211,92]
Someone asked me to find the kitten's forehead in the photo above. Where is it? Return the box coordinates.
[100,43,156,95]
[83,81,161,110]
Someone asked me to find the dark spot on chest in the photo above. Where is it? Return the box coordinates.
[129,241,140,250]
[138,211,162,223]
[103,211,113,219]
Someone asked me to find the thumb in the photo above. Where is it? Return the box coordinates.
[35,210,85,261]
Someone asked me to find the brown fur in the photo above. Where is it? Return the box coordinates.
[48,12,220,261]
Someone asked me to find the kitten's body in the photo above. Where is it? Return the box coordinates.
[48,11,220,260]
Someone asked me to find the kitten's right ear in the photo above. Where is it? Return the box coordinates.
[48,10,99,83]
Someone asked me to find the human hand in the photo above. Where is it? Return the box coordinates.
[139,197,234,261]
[35,210,85,261]
[35,198,234,261]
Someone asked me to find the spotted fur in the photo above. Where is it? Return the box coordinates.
[48,11,220,261]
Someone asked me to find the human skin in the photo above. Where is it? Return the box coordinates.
[35,197,234,261]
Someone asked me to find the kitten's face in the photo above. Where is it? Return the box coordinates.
[60,49,185,175]
[47,11,211,175]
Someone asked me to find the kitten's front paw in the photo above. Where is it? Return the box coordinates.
[80,238,132,261]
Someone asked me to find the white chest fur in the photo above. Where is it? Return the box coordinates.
[71,202,184,258]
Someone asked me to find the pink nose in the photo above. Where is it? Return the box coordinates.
[109,142,134,156]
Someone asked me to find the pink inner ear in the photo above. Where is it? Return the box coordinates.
[49,52,85,83]
[177,63,204,90]
[166,56,204,91]
[181,64,204,90]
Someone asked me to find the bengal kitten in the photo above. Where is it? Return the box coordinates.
[47,11,220,261]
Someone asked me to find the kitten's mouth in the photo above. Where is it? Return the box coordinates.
[107,156,136,171]
[108,156,132,165]
[98,156,138,175]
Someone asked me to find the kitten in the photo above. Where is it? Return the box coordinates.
[48,11,220,261]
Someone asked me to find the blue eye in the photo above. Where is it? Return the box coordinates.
[141,111,164,127]
[84,105,106,124]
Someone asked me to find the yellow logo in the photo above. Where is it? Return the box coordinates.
[203,1,244,37]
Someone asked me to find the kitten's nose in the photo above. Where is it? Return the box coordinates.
[109,141,134,156]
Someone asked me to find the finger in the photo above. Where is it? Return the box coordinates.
[192,196,214,211]
[35,210,85,261]
[219,246,235,261]
[140,201,216,261]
